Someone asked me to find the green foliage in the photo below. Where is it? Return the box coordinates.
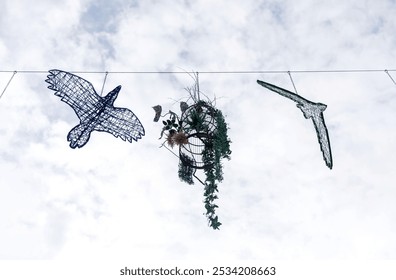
[213,110,232,182]
[201,108,231,230]
[162,117,180,132]
[159,99,232,230]
[158,111,182,140]
[214,110,232,160]
[202,145,221,229]
[178,153,195,185]
[186,107,206,132]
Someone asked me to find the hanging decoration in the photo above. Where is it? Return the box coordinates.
[153,73,231,230]
[257,79,333,169]
[46,69,145,148]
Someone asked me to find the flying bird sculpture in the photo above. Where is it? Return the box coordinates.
[257,80,333,169]
[46,69,145,148]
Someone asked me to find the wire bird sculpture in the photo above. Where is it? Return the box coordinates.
[46,69,145,148]
[257,80,333,169]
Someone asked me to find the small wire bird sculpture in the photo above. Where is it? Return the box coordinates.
[257,80,333,169]
[46,69,145,148]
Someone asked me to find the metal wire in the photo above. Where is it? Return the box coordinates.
[1,69,396,74]
[162,143,180,159]
[287,71,298,94]
[196,72,200,101]
[385,70,396,86]
[0,71,17,100]
[100,71,109,96]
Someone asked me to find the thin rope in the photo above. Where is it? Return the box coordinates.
[193,173,205,186]
[0,71,17,100]
[0,69,396,74]
[100,71,108,96]
[287,71,298,94]
[161,144,206,185]
[196,72,200,101]
[385,70,396,86]
[161,144,180,159]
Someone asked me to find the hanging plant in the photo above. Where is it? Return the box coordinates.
[153,73,231,230]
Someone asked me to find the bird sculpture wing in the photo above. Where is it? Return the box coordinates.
[47,69,144,146]
[94,106,145,142]
[257,79,310,104]
[257,79,333,169]
[311,111,333,169]
[46,70,102,122]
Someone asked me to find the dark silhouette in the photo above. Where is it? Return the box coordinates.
[46,70,144,148]
[257,80,333,169]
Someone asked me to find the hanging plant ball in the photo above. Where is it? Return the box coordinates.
[152,75,231,230]
[179,101,218,169]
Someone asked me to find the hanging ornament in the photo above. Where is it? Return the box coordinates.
[153,73,231,230]
[46,70,145,148]
[152,105,162,122]
[257,79,333,169]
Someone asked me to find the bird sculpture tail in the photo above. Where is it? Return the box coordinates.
[297,102,327,120]
[67,124,92,148]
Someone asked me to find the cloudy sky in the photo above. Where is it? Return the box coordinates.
[1,0,396,260]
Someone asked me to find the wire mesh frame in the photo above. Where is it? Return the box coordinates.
[46,69,145,148]
[179,102,218,169]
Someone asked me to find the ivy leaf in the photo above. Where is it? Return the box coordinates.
[206,216,221,229]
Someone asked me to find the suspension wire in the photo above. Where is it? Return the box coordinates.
[0,71,17,100]
[193,173,206,186]
[196,71,200,101]
[287,71,298,94]
[0,69,396,74]
[100,71,109,96]
[385,70,396,86]
[161,143,180,159]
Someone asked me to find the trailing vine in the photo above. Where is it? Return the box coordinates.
[201,107,231,229]
[153,74,231,230]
